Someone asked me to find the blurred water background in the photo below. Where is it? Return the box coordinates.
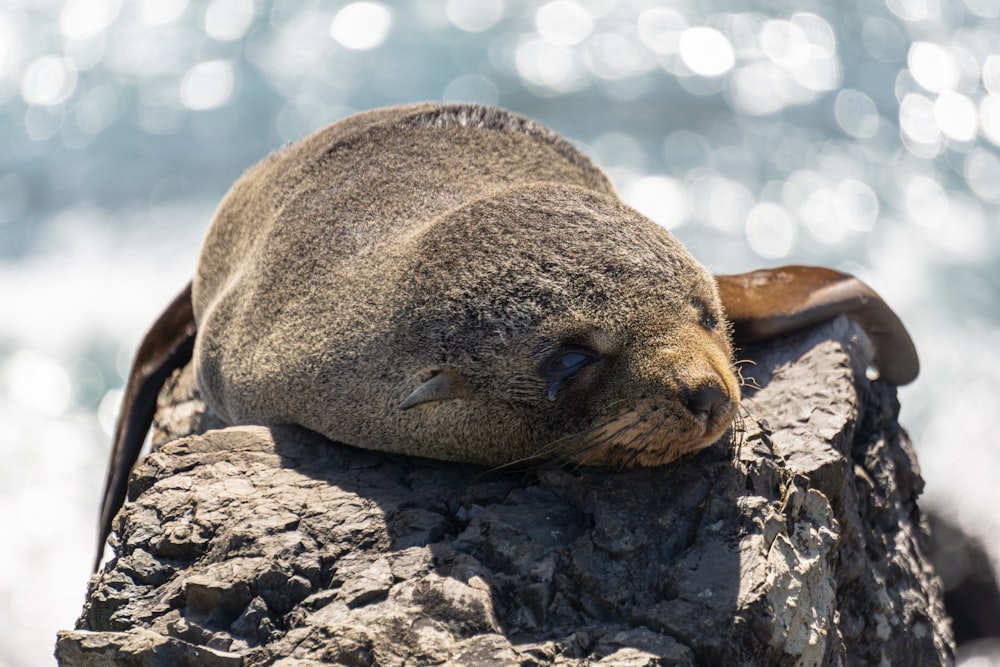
[2,0,999,664]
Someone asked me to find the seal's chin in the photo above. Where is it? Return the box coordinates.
[568,397,738,468]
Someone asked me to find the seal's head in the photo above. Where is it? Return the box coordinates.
[382,183,740,468]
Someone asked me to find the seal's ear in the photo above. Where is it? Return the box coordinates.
[95,282,196,572]
[714,265,919,386]
[400,367,473,410]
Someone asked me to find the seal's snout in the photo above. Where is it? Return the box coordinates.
[684,382,730,422]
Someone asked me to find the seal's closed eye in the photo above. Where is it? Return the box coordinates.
[689,297,720,332]
[545,347,600,401]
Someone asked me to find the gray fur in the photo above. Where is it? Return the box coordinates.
[192,103,738,467]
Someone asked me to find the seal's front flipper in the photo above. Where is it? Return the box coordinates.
[714,265,919,386]
[94,282,197,571]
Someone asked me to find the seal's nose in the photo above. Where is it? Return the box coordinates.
[684,383,730,421]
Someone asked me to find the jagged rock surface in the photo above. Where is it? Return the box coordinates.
[57,318,954,666]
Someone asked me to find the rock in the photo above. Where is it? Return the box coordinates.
[54,628,242,667]
[58,317,954,666]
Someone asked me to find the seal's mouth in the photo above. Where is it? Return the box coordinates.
[565,394,739,468]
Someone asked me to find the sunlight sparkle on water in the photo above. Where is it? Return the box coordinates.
[962,0,1000,17]
[204,0,255,41]
[516,39,586,92]
[941,195,990,259]
[442,74,499,105]
[934,90,978,141]
[586,33,649,81]
[834,89,880,138]
[2,350,72,418]
[180,59,235,110]
[330,2,393,50]
[906,175,949,229]
[536,1,593,46]
[74,84,120,135]
[140,0,188,25]
[887,0,942,21]
[678,27,734,77]
[689,171,755,233]
[746,202,796,258]
[980,94,1000,146]
[760,19,814,69]
[0,13,18,79]
[59,0,121,39]
[984,54,1000,93]
[624,176,689,230]
[835,179,879,232]
[781,170,867,245]
[446,0,503,33]
[97,388,123,437]
[862,17,907,63]
[965,148,1000,201]
[20,55,78,106]
[64,31,109,72]
[908,42,960,92]
[636,7,686,55]
[900,93,942,148]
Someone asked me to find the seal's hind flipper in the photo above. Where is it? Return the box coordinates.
[94,282,197,571]
[715,265,919,385]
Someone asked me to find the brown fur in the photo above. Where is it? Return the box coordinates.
[192,103,739,467]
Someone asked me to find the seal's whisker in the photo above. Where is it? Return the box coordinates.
[733,358,761,390]
[619,433,652,470]
[484,418,619,473]
[548,424,630,469]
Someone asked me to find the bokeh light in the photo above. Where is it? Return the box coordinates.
[834,89,880,139]
[909,42,960,92]
[887,0,941,21]
[516,39,587,92]
[59,0,121,40]
[536,1,593,46]
[139,0,189,25]
[984,54,1000,93]
[446,0,503,33]
[964,148,1000,201]
[1,350,72,417]
[203,0,255,41]
[746,202,796,258]
[330,2,392,50]
[900,94,942,149]
[179,59,235,110]
[637,8,686,56]
[20,55,78,106]
[624,176,689,230]
[934,90,978,141]
[678,28,734,77]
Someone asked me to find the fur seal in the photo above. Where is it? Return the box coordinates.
[95,103,918,569]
